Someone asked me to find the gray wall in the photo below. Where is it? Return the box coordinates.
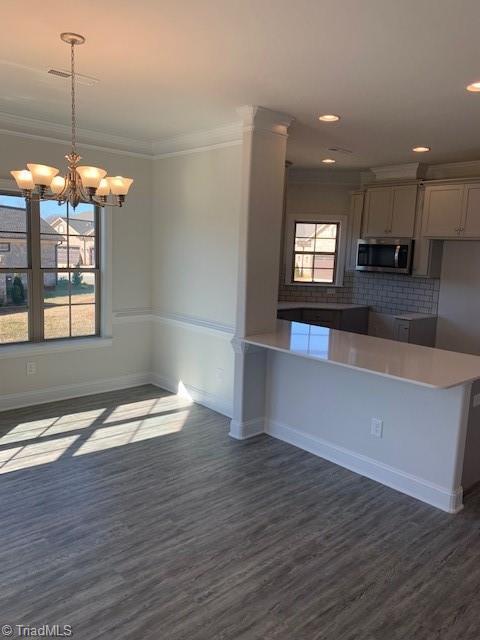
[436,241,480,355]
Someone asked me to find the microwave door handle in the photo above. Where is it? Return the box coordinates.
[394,245,400,268]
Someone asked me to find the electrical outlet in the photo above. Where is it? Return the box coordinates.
[26,361,37,376]
[371,418,383,438]
[216,368,224,382]
[473,393,480,408]
[327,288,336,295]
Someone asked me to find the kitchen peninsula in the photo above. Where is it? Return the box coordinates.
[234,320,480,513]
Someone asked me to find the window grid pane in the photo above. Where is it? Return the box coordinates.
[0,271,30,344]
[293,221,339,284]
[43,270,98,340]
[0,194,100,347]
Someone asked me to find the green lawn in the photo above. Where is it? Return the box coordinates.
[0,287,95,343]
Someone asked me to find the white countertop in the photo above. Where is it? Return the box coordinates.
[278,302,369,311]
[394,312,437,321]
[244,320,480,389]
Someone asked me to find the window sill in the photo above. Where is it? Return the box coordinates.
[0,337,113,360]
[285,282,344,288]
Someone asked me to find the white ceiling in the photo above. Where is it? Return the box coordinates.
[2,0,480,168]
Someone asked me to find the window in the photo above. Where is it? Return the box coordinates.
[293,221,338,284]
[0,192,100,345]
[285,214,348,287]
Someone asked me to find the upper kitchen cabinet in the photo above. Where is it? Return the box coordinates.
[462,183,480,237]
[423,184,465,237]
[423,182,480,238]
[363,185,417,238]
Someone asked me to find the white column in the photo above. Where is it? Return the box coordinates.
[230,106,294,440]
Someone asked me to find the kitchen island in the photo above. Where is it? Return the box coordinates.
[231,320,480,512]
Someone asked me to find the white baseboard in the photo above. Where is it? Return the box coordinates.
[0,372,152,412]
[151,372,232,418]
[0,369,233,418]
[229,417,265,440]
[265,419,463,514]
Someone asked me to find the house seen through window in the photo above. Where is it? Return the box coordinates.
[0,192,100,345]
[293,221,339,284]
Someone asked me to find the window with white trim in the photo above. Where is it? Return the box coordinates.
[0,191,100,345]
[285,214,348,287]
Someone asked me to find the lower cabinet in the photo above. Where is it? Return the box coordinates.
[393,315,437,347]
[277,307,369,334]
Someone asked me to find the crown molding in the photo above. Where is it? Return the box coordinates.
[0,111,246,160]
[236,105,295,137]
[288,167,362,186]
[425,160,480,180]
[0,111,153,158]
[151,122,243,159]
[370,162,425,181]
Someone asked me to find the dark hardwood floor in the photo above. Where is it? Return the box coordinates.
[0,384,479,640]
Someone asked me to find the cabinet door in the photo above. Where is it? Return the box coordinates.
[364,188,392,237]
[348,192,364,268]
[394,320,410,343]
[390,185,417,237]
[462,184,480,237]
[277,309,303,322]
[302,309,339,328]
[423,185,464,237]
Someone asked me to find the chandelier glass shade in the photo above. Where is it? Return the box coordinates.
[10,32,133,208]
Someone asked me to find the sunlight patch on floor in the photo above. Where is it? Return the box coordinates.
[1,409,105,445]
[0,436,79,474]
[72,409,190,456]
[103,394,192,424]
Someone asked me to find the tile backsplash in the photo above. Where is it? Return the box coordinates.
[279,270,440,315]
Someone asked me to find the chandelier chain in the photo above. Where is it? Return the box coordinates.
[71,42,76,155]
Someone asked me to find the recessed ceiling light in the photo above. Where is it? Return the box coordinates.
[319,114,340,122]
[412,146,431,153]
[322,158,336,164]
[467,81,480,92]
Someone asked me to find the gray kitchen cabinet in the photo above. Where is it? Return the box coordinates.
[393,314,437,347]
[363,185,417,238]
[277,308,303,322]
[277,306,369,334]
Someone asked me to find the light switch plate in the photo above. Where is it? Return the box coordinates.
[26,361,36,376]
[371,418,383,438]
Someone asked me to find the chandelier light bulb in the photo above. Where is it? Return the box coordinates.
[76,166,107,189]
[96,178,111,196]
[50,176,66,194]
[10,170,35,191]
[27,164,60,187]
[107,176,134,196]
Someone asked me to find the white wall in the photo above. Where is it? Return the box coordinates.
[0,132,153,404]
[286,181,356,217]
[436,241,480,355]
[151,144,242,415]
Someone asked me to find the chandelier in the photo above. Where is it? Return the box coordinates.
[10,32,133,209]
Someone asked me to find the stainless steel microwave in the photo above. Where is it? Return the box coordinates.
[356,238,414,274]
